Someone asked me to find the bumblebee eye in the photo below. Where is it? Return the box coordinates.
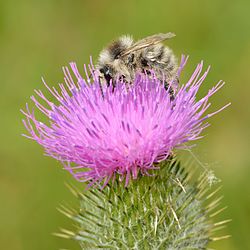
[100,66,112,86]
[99,65,109,75]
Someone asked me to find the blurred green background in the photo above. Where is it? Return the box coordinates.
[1,0,249,249]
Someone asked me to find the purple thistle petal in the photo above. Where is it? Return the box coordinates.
[21,56,230,187]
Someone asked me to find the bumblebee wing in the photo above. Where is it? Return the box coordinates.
[120,32,175,57]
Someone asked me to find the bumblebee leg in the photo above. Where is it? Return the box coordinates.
[164,81,175,101]
[98,76,104,98]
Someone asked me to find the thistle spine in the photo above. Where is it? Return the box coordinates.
[57,160,229,249]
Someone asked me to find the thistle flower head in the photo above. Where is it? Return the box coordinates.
[22,56,229,186]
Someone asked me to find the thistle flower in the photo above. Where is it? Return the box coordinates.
[21,56,229,187]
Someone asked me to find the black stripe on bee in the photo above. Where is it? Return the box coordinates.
[108,41,125,59]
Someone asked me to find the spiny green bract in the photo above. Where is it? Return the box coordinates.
[58,160,229,249]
